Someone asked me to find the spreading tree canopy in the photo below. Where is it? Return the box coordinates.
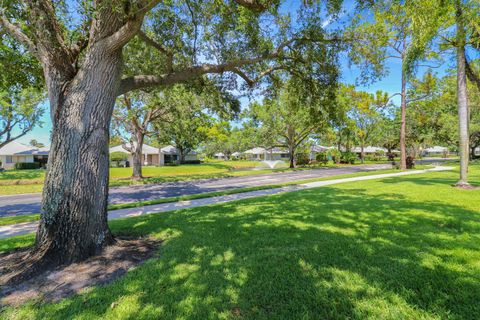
[0,0,346,276]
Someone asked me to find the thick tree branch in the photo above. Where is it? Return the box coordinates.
[0,13,38,57]
[118,54,276,95]
[118,34,342,95]
[103,0,162,51]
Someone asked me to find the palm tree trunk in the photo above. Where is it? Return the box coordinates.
[455,1,470,186]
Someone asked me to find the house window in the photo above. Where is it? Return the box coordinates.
[6,156,13,163]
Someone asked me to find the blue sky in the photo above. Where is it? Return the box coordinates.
[14,1,455,147]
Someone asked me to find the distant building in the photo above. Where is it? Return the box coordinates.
[109,144,197,166]
[0,141,49,169]
[244,147,289,161]
[422,146,449,157]
[231,152,242,159]
[214,153,226,160]
[309,145,334,160]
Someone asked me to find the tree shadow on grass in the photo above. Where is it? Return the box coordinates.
[7,186,480,319]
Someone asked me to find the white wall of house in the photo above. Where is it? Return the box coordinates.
[0,154,34,169]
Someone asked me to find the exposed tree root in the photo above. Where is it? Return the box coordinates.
[0,237,160,306]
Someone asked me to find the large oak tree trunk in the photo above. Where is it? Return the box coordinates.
[35,46,123,266]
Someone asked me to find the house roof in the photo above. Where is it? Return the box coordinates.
[244,147,266,154]
[160,145,197,155]
[244,147,288,155]
[214,153,225,157]
[0,141,50,155]
[109,143,159,155]
[424,146,448,152]
[351,146,387,153]
[310,145,333,153]
[231,152,242,157]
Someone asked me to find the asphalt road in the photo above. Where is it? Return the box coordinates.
[0,164,392,217]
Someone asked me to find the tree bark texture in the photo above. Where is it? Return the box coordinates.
[36,45,123,265]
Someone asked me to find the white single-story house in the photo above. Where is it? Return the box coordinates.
[231,152,242,159]
[422,146,449,157]
[110,144,198,166]
[214,152,226,160]
[309,145,334,160]
[244,147,289,161]
[110,143,160,166]
[0,141,49,169]
[159,145,197,165]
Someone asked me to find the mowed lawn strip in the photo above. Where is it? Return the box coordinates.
[1,165,479,319]
[0,168,399,227]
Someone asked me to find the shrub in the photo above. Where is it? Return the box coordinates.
[387,152,395,161]
[181,160,202,165]
[341,151,356,164]
[14,162,41,170]
[110,151,128,167]
[406,156,415,169]
[315,153,328,165]
[327,148,341,164]
[295,154,310,166]
[373,150,385,161]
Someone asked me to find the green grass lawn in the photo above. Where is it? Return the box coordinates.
[0,168,401,226]
[1,165,479,319]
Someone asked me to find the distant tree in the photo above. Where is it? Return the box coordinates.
[348,1,438,169]
[344,86,389,163]
[154,85,239,163]
[109,151,128,167]
[29,139,45,148]
[249,77,337,168]
[156,110,212,164]
[0,89,44,148]
[112,91,172,179]
[406,0,480,185]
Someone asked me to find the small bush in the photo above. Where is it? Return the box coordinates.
[387,152,395,161]
[341,152,356,164]
[295,154,310,166]
[110,151,128,167]
[315,153,328,165]
[327,148,341,164]
[14,162,41,170]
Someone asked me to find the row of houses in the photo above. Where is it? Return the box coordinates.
[109,144,197,166]
[0,140,476,169]
[0,141,196,169]
[215,146,391,161]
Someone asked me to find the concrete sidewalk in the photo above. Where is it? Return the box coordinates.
[0,166,452,239]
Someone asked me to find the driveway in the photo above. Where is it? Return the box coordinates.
[0,164,391,217]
